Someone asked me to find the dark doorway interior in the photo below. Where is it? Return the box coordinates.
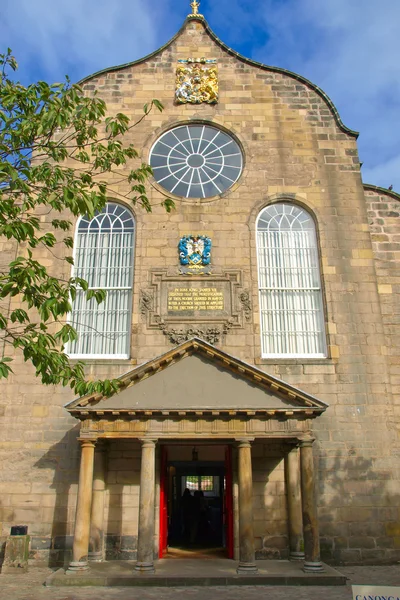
[168,461,225,551]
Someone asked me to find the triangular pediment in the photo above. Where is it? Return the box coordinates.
[65,339,328,419]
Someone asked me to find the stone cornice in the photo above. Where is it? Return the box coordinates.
[70,407,319,419]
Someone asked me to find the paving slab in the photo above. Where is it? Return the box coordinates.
[45,559,347,587]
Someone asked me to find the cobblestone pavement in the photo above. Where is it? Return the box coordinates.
[0,566,399,600]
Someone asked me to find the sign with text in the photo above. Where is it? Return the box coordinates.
[163,280,229,319]
[143,270,245,342]
[352,586,400,600]
[167,286,224,313]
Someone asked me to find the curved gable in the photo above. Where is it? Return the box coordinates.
[363,183,400,202]
[78,15,357,138]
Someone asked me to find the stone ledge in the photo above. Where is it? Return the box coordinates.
[255,358,337,366]
[45,559,347,587]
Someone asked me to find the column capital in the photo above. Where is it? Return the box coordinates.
[235,438,254,448]
[78,438,97,449]
[298,436,315,448]
[140,438,158,448]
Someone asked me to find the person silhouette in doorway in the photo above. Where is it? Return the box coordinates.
[181,488,193,544]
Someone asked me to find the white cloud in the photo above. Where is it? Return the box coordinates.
[254,0,400,190]
[0,0,164,81]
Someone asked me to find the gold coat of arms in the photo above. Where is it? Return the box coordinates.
[175,58,218,104]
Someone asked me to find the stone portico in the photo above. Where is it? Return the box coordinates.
[65,338,327,575]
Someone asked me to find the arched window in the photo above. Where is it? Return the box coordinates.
[68,202,135,358]
[257,203,326,358]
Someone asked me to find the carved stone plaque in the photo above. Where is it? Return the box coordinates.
[141,270,249,345]
[167,284,225,317]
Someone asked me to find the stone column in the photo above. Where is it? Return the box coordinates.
[67,439,96,573]
[300,437,324,572]
[89,442,107,562]
[135,438,157,573]
[236,439,258,574]
[285,444,305,560]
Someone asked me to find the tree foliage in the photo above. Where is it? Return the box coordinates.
[0,49,173,395]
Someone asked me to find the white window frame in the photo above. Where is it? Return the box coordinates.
[68,202,135,359]
[149,124,243,199]
[256,203,327,359]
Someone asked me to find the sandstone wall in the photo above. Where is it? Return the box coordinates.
[0,18,399,565]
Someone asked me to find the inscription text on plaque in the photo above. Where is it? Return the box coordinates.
[142,270,244,345]
[168,287,224,313]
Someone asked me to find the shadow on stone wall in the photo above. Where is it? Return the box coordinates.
[33,425,80,568]
[316,449,400,565]
[31,434,142,568]
[104,440,140,561]
[0,539,5,569]
[0,497,8,568]
[254,443,288,560]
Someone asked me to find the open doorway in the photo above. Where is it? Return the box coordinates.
[170,465,224,550]
[159,445,233,559]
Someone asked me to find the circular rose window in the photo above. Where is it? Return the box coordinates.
[149,124,243,199]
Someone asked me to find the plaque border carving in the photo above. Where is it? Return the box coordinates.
[141,270,247,344]
[239,290,252,322]
[139,290,154,316]
[157,322,234,346]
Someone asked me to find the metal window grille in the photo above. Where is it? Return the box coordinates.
[68,203,135,358]
[257,203,327,357]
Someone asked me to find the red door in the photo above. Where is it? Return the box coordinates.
[159,446,168,558]
[225,445,234,559]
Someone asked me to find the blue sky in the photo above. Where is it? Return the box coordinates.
[2,0,399,190]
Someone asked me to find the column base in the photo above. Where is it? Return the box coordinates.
[303,560,325,573]
[88,551,104,563]
[66,561,90,573]
[236,562,258,574]
[135,561,155,573]
[289,551,305,561]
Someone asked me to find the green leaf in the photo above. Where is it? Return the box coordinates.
[0,50,170,395]
[161,198,176,213]
[152,99,164,112]
[0,359,13,378]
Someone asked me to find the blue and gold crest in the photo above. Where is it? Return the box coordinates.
[178,235,212,274]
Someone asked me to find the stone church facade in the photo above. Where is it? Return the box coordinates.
[1,6,399,571]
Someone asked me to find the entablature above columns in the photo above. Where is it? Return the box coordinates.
[78,413,314,440]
